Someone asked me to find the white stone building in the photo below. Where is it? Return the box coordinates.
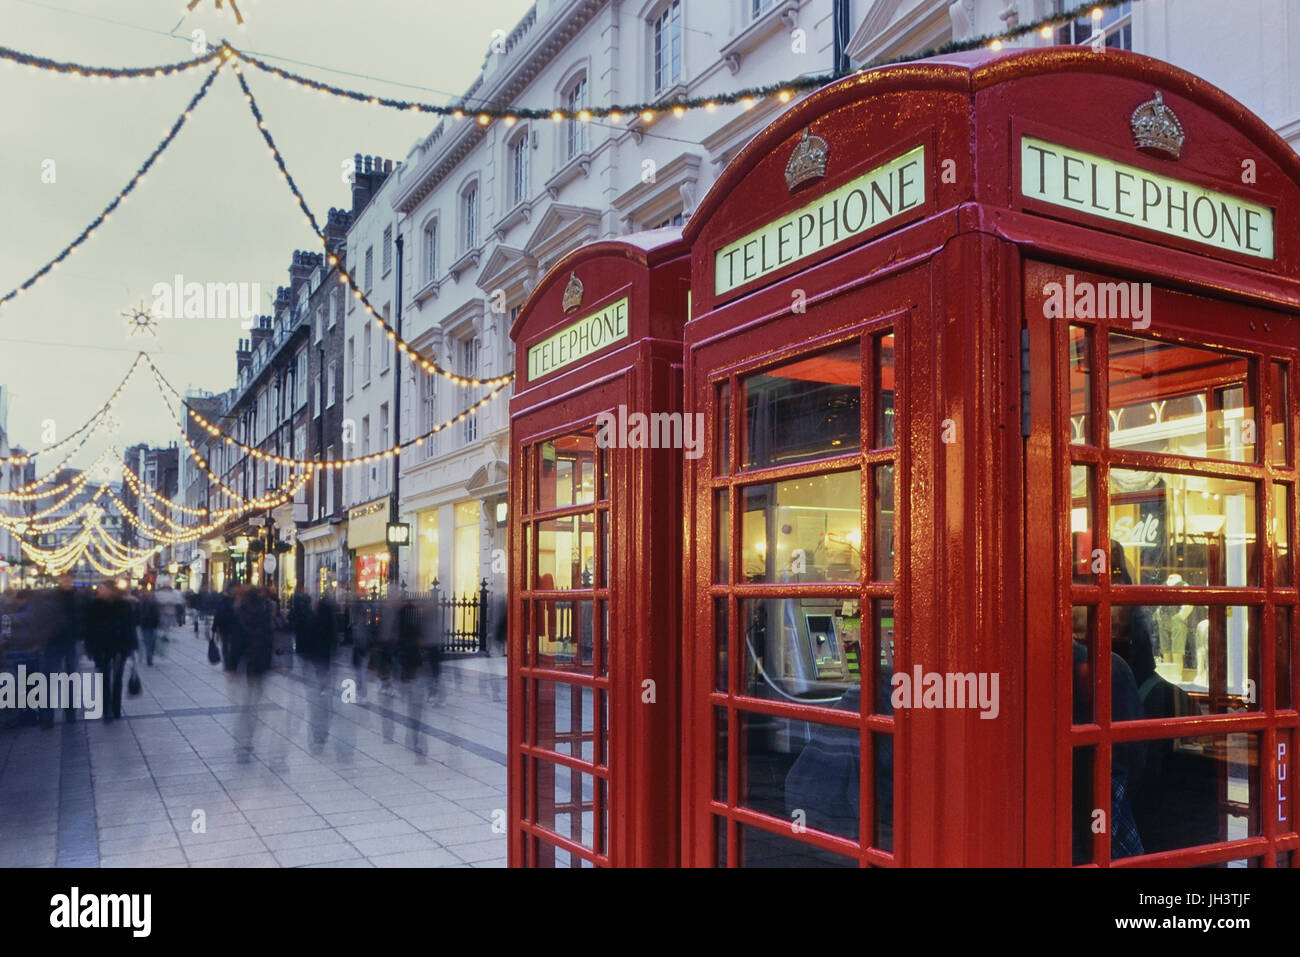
[337,0,1300,606]
[343,0,849,602]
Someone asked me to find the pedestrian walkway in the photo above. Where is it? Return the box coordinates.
[0,621,508,867]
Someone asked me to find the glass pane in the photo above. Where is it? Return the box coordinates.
[536,513,596,590]
[597,511,609,588]
[736,822,856,868]
[741,470,861,583]
[1277,607,1292,710]
[532,759,596,851]
[873,464,894,582]
[875,333,895,448]
[717,380,731,474]
[715,597,729,693]
[1072,746,1098,865]
[1069,325,1092,445]
[1108,332,1253,462]
[1071,605,1096,725]
[873,732,894,853]
[536,681,594,760]
[1111,605,1258,717]
[872,599,895,717]
[1071,465,1096,583]
[531,599,593,674]
[741,342,861,470]
[523,523,531,590]
[1274,484,1291,588]
[597,602,609,679]
[1108,469,1257,587]
[715,707,728,802]
[1131,731,1261,856]
[743,597,861,705]
[1272,361,1289,467]
[598,445,610,502]
[714,815,728,868]
[739,711,860,842]
[714,489,730,584]
[598,690,609,766]
[538,431,597,510]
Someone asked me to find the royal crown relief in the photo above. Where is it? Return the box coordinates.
[785,127,830,191]
[1130,90,1186,160]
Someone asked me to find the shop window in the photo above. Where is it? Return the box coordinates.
[1108,469,1258,587]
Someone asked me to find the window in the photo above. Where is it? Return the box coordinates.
[381,306,391,371]
[347,338,356,395]
[361,416,371,498]
[423,221,438,282]
[382,225,393,274]
[652,1,682,94]
[565,75,588,159]
[312,373,321,418]
[511,133,530,206]
[365,246,374,291]
[462,185,479,251]
[327,361,337,407]
[364,325,372,385]
[420,366,437,459]
[314,306,323,343]
[1053,0,1132,49]
[325,446,335,516]
[752,0,775,18]
[328,291,337,329]
[462,337,480,443]
[380,403,390,489]
[295,425,307,461]
[296,351,307,407]
[649,210,686,230]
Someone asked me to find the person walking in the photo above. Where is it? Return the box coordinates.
[39,573,84,728]
[85,584,137,723]
[136,588,161,666]
[231,586,275,761]
[213,583,240,673]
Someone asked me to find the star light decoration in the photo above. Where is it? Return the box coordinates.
[187,0,244,26]
[121,300,159,338]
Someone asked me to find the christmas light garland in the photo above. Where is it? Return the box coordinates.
[233,66,512,390]
[0,61,225,311]
[0,354,146,466]
[0,2,1135,118]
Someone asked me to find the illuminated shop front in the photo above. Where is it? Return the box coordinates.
[348,495,391,597]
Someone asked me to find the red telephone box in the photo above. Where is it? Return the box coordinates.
[507,232,689,866]
[679,47,1300,867]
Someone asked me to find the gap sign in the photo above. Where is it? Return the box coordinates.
[1020,136,1274,259]
[528,296,630,382]
[714,145,926,296]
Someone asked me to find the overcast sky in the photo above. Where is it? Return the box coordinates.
[0,0,532,463]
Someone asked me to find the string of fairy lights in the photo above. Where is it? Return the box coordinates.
[0,0,1136,578]
[0,62,225,310]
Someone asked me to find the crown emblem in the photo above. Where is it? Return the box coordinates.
[561,272,584,313]
[784,127,829,191]
[1130,91,1185,160]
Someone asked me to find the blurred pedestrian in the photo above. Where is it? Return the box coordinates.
[231,585,275,762]
[136,588,161,666]
[40,573,84,728]
[85,583,137,723]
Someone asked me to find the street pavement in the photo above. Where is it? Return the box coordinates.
[0,619,508,867]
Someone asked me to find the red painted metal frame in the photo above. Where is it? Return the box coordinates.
[508,233,689,867]
[677,47,1300,866]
